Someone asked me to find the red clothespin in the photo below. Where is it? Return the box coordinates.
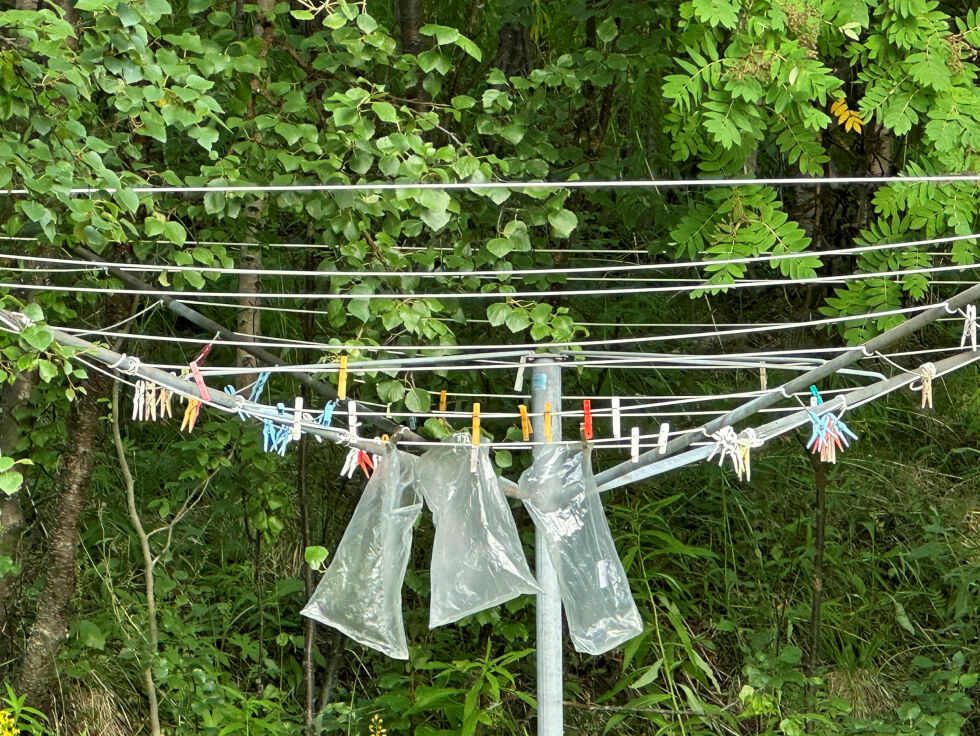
[582,400,593,441]
[357,450,374,478]
[189,337,216,403]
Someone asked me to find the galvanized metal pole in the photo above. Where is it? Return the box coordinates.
[529,358,563,736]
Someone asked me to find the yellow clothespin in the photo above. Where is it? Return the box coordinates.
[180,398,201,433]
[471,403,481,446]
[544,403,552,443]
[438,390,447,413]
[337,356,348,401]
[519,405,532,441]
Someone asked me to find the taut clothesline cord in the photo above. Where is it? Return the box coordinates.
[2,172,980,196]
[4,231,975,277]
[8,259,980,302]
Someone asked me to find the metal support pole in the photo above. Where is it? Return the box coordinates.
[529,358,563,736]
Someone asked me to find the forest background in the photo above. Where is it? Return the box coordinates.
[0,0,979,734]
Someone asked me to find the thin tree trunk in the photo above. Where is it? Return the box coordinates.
[14,368,112,710]
[297,433,315,731]
[236,245,261,391]
[111,381,161,736]
[0,371,36,639]
[805,448,828,734]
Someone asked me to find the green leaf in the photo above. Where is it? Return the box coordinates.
[405,388,430,413]
[189,125,219,151]
[20,325,54,352]
[163,220,187,246]
[494,449,513,468]
[377,380,406,404]
[419,24,459,45]
[76,620,106,650]
[547,209,578,239]
[0,471,23,496]
[487,303,511,327]
[505,309,531,333]
[486,237,514,258]
[371,101,399,123]
[116,189,140,214]
[304,546,329,570]
[597,18,618,43]
[37,359,58,383]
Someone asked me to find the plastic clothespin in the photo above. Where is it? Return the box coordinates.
[708,426,741,476]
[188,339,216,403]
[658,423,670,454]
[582,400,593,441]
[180,398,201,433]
[809,385,823,404]
[543,403,552,443]
[471,403,481,446]
[337,356,349,401]
[272,403,292,456]
[630,426,640,463]
[348,402,359,438]
[439,390,447,413]
[514,355,529,392]
[310,400,337,444]
[961,304,977,350]
[340,447,359,478]
[292,397,304,441]
[132,380,146,421]
[918,362,936,409]
[611,397,622,439]
[357,450,374,478]
[249,371,270,403]
[519,405,532,441]
[736,428,764,482]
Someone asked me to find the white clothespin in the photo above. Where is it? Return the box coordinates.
[612,397,622,439]
[132,380,146,421]
[960,305,976,350]
[145,382,158,421]
[708,426,742,477]
[658,423,669,454]
[630,426,640,463]
[347,402,359,438]
[514,355,528,392]
[340,447,359,478]
[917,362,936,409]
[292,397,304,441]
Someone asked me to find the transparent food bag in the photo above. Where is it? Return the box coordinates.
[520,445,643,655]
[301,448,421,659]
[418,434,539,627]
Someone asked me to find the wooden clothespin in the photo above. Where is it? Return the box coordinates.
[337,356,349,401]
[347,402,359,438]
[145,383,158,421]
[157,385,173,420]
[439,390,447,413]
[543,403,552,443]
[582,400,593,442]
[611,397,621,439]
[518,405,532,441]
[736,428,764,482]
[760,365,767,391]
[132,380,146,421]
[918,362,936,409]
[630,426,640,463]
[961,304,977,350]
[180,398,201,433]
[658,423,670,454]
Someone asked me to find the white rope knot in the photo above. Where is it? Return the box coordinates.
[960,304,976,351]
[118,356,141,375]
[918,362,936,409]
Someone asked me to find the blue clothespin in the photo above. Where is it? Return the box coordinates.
[223,385,249,420]
[809,385,823,404]
[272,403,293,456]
[262,413,279,452]
[317,400,337,428]
[408,415,417,430]
[249,371,271,404]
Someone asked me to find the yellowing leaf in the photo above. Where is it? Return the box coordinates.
[830,99,847,116]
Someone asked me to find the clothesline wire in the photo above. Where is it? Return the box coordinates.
[2,172,980,197]
[3,231,975,278]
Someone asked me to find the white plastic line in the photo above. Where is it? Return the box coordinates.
[8,259,979,301]
[3,173,980,196]
[4,232,975,277]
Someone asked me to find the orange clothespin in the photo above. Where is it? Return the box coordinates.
[582,400,593,441]
[471,403,481,446]
[438,390,447,413]
[519,405,531,441]
[337,356,349,401]
[180,398,201,433]
[544,403,552,443]
[357,450,374,478]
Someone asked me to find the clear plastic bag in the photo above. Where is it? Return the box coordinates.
[301,447,421,659]
[520,445,643,654]
[418,434,539,627]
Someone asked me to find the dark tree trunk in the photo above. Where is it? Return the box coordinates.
[14,367,112,710]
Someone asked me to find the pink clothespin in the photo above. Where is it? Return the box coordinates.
[188,336,218,402]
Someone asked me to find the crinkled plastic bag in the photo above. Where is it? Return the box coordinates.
[301,448,421,659]
[520,445,643,655]
[418,434,540,627]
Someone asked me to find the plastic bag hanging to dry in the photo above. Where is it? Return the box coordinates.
[520,445,643,655]
[418,434,540,627]
[301,447,421,659]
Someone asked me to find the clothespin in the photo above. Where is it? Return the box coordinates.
[317,400,337,428]
[582,400,593,441]
[357,450,374,478]
[145,383,158,421]
[132,380,146,421]
[519,405,532,441]
[809,385,823,404]
[188,338,216,403]
[917,362,936,409]
[611,397,621,439]
[249,371,270,403]
[658,423,670,454]
[471,403,481,473]
[272,403,292,456]
[630,426,640,463]
[708,426,742,476]
[961,304,977,350]
[337,356,348,401]
[292,397,304,441]
[543,403,552,443]
[348,402,359,438]
[760,365,767,391]
[408,415,417,430]
[262,413,278,452]
[514,355,529,392]
[340,447,359,478]
[158,385,173,420]
[736,428,764,482]
[224,385,249,420]
[438,390,447,413]
[180,398,201,433]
